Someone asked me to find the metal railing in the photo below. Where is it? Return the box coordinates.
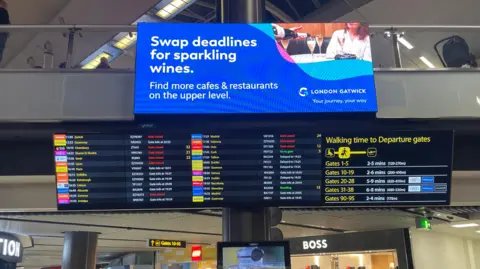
[369,25,480,68]
[0,24,479,70]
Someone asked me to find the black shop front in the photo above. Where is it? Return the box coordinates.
[288,229,413,269]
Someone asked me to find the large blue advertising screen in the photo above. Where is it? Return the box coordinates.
[134,23,377,114]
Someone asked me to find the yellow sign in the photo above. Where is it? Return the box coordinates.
[325,147,372,159]
[338,147,351,159]
[147,239,186,248]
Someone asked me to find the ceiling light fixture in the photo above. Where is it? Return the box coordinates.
[171,0,189,8]
[451,223,479,228]
[398,37,414,49]
[82,52,112,70]
[113,32,137,50]
[156,0,191,19]
[419,56,435,68]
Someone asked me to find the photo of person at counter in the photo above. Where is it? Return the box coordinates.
[326,23,371,61]
[273,22,372,63]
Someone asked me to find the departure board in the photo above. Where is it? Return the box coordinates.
[322,133,453,205]
[53,130,453,210]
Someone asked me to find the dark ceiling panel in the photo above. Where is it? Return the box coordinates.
[189,0,328,23]
[270,0,319,19]
[302,0,375,22]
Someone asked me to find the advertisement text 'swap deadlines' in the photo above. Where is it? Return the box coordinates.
[148,36,258,74]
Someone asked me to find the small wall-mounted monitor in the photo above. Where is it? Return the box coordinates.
[217,241,291,269]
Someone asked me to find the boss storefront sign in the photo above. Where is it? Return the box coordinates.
[0,233,23,263]
[302,239,328,250]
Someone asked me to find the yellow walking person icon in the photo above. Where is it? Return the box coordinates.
[338,147,351,159]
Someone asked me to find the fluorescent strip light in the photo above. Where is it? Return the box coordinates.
[157,5,176,19]
[171,0,187,8]
[82,52,112,69]
[157,10,171,19]
[452,223,479,228]
[163,4,178,14]
[419,56,435,68]
[398,37,414,49]
[476,230,480,233]
[113,32,137,50]
[156,0,191,19]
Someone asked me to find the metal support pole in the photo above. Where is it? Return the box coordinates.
[222,208,271,241]
[390,28,403,68]
[216,0,269,243]
[216,0,265,23]
[65,28,77,68]
[62,231,98,269]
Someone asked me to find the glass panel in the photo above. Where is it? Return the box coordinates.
[1,25,480,70]
[0,27,136,69]
[369,26,480,69]
[291,250,398,269]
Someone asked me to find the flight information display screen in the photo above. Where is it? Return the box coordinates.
[53,130,453,210]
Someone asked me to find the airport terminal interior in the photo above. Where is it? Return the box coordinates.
[1,0,480,269]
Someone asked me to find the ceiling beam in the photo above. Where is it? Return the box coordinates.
[195,0,215,9]
[204,11,217,23]
[301,0,375,22]
[285,0,301,19]
[194,10,216,23]
[265,1,295,22]
[194,0,295,23]
[312,0,322,8]
[188,211,348,232]
[180,8,209,21]
[0,217,222,236]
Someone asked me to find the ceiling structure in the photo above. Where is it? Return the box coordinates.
[123,0,480,69]
[433,220,480,241]
[3,0,480,69]
[98,0,349,69]
[94,0,480,70]
[1,0,376,69]
[109,0,382,69]
[6,0,69,25]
